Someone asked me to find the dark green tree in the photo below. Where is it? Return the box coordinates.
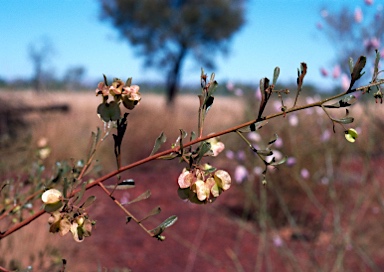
[99,0,245,103]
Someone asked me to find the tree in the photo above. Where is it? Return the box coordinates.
[28,37,55,92]
[63,66,87,90]
[317,2,384,85]
[99,0,245,103]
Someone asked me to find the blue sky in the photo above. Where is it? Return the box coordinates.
[0,0,377,90]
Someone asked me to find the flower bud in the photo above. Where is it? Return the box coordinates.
[42,189,62,204]
[345,128,358,143]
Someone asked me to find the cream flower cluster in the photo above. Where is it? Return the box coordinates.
[95,78,141,110]
[178,165,231,203]
[42,189,93,242]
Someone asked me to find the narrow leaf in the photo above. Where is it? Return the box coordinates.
[351,56,366,82]
[273,67,280,85]
[150,132,167,156]
[73,182,86,205]
[207,80,218,98]
[331,116,354,124]
[139,206,161,222]
[128,190,151,204]
[149,215,178,236]
[190,131,197,141]
[125,77,132,87]
[105,179,135,190]
[268,133,278,145]
[103,74,108,86]
[80,196,96,209]
[269,156,288,166]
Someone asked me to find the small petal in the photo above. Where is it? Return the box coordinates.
[194,180,209,201]
[59,218,71,236]
[178,169,193,189]
[214,170,231,191]
[206,137,225,156]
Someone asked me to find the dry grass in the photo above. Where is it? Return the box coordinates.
[0,90,244,170]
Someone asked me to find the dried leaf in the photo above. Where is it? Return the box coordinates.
[139,206,161,222]
[128,190,151,204]
[80,196,96,209]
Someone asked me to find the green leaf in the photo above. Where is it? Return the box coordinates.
[44,201,63,213]
[190,131,197,141]
[149,215,178,237]
[97,101,121,122]
[150,132,167,156]
[196,141,211,163]
[87,128,101,161]
[273,67,280,85]
[207,81,218,98]
[80,196,96,209]
[128,190,151,204]
[331,116,354,124]
[71,183,86,206]
[125,77,132,87]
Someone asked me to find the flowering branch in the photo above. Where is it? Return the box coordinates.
[1,54,383,244]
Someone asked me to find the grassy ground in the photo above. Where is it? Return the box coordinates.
[1,89,384,271]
